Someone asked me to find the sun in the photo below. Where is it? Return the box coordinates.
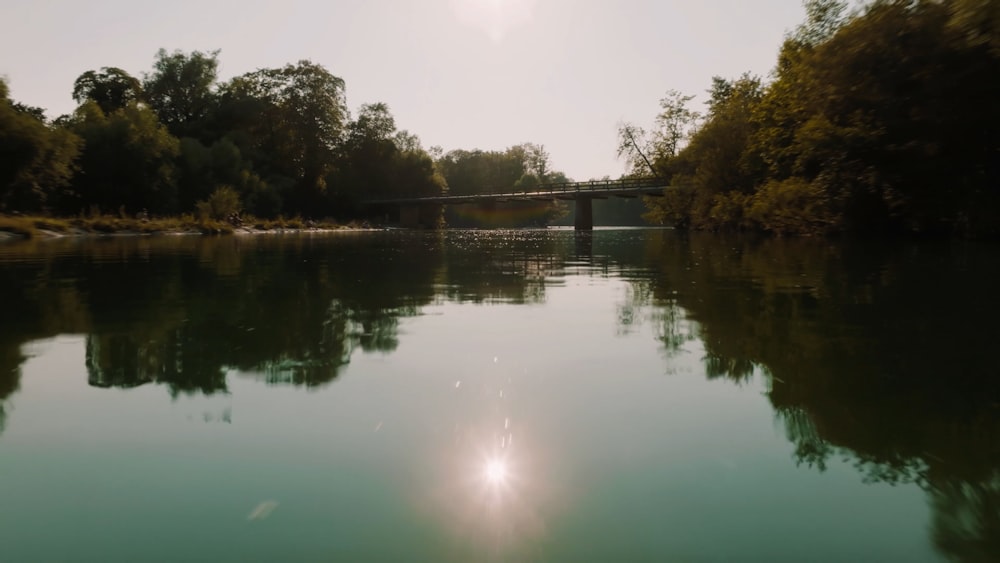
[485,458,509,485]
[452,0,537,42]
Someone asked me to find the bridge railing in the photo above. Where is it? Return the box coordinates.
[461,176,666,198]
[364,176,667,204]
[533,176,664,193]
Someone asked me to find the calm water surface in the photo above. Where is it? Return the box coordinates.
[0,229,997,562]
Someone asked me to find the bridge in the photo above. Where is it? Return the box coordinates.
[364,176,668,230]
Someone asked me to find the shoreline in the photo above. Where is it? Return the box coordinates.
[0,214,372,242]
[0,226,370,242]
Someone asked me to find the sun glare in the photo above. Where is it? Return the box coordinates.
[485,458,508,485]
[452,0,537,42]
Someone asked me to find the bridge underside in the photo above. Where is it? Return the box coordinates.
[575,197,593,230]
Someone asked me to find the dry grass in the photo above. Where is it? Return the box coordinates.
[245,215,341,231]
[1,213,344,239]
[70,214,202,234]
[0,216,39,237]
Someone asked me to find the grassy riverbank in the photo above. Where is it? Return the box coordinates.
[0,214,350,239]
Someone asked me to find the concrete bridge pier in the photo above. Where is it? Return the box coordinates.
[574,196,593,230]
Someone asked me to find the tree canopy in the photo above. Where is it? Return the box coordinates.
[0,79,81,212]
[638,0,1000,237]
[2,52,455,221]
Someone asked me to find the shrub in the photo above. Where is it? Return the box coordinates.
[195,185,241,221]
[709,191,752,231]
[747,178,836,235]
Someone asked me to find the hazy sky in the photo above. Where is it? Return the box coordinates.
[1,0,806,181]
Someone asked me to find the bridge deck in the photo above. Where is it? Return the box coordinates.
[364,177,668,205]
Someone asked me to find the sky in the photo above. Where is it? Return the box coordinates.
[1,0,807,181]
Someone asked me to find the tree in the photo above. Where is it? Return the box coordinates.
[638,0,1000,237]
[174,136,271,215]
[67,102,180,214]
[0,79,81,212]
[948,0,1000,56]
[347,102,396,147]
[333,102,446,219]
[11,102,47,122]
[522,143,550,180]
[143,49,220,139]
[436,147,526,196]
[750,0,1000,235]
[651,90,700,163]
[393,130,422,153]
[335,102,400,207]
[221,60,347,215]
[72,67,144,114]
[616,122,656,177]
[618,90,699,178]
[793,0,849,47]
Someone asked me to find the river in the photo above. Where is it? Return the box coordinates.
[0,228,996,561]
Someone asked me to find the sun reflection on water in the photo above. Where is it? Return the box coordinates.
[413,358,563,558]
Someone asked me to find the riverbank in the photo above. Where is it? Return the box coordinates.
[0,214,357,240]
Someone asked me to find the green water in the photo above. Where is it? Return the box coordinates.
[0,229,997,562]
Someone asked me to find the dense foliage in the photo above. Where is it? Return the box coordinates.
[1,52,451,221]
[631,0,1000,237]
[1,50,576,226]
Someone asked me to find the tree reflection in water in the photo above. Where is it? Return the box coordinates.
[0,230,997,560]
[638,234,1000,562]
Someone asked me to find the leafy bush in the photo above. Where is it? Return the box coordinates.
[748,178,836,235]
[195,185,241,221]
[709,191,751,231]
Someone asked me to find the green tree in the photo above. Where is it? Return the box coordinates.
[175,136,273,215]
[618,90,700,178]
[72,67,144,114]
[0,79,81,212]
[640,0,1000,237]
[332,103,446,220]
[195,185,241,221]
[645,75,764,229]
[651,90,700,164]
[436,146,527,196]
[222,60,348,215]
[751,0,1000,235]
[616,122,657,177]
[523,143,550,181]
[143,49,220,139]
[68,102,180,214]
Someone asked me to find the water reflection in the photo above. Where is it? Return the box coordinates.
[0,231,641,402]
[1,230,998,560]
[637,234,1000,561]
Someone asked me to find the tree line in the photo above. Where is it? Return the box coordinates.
[5,0,997,234]
[623,0,1000,237]
[1,50,572,225]
[2,51,447,220]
